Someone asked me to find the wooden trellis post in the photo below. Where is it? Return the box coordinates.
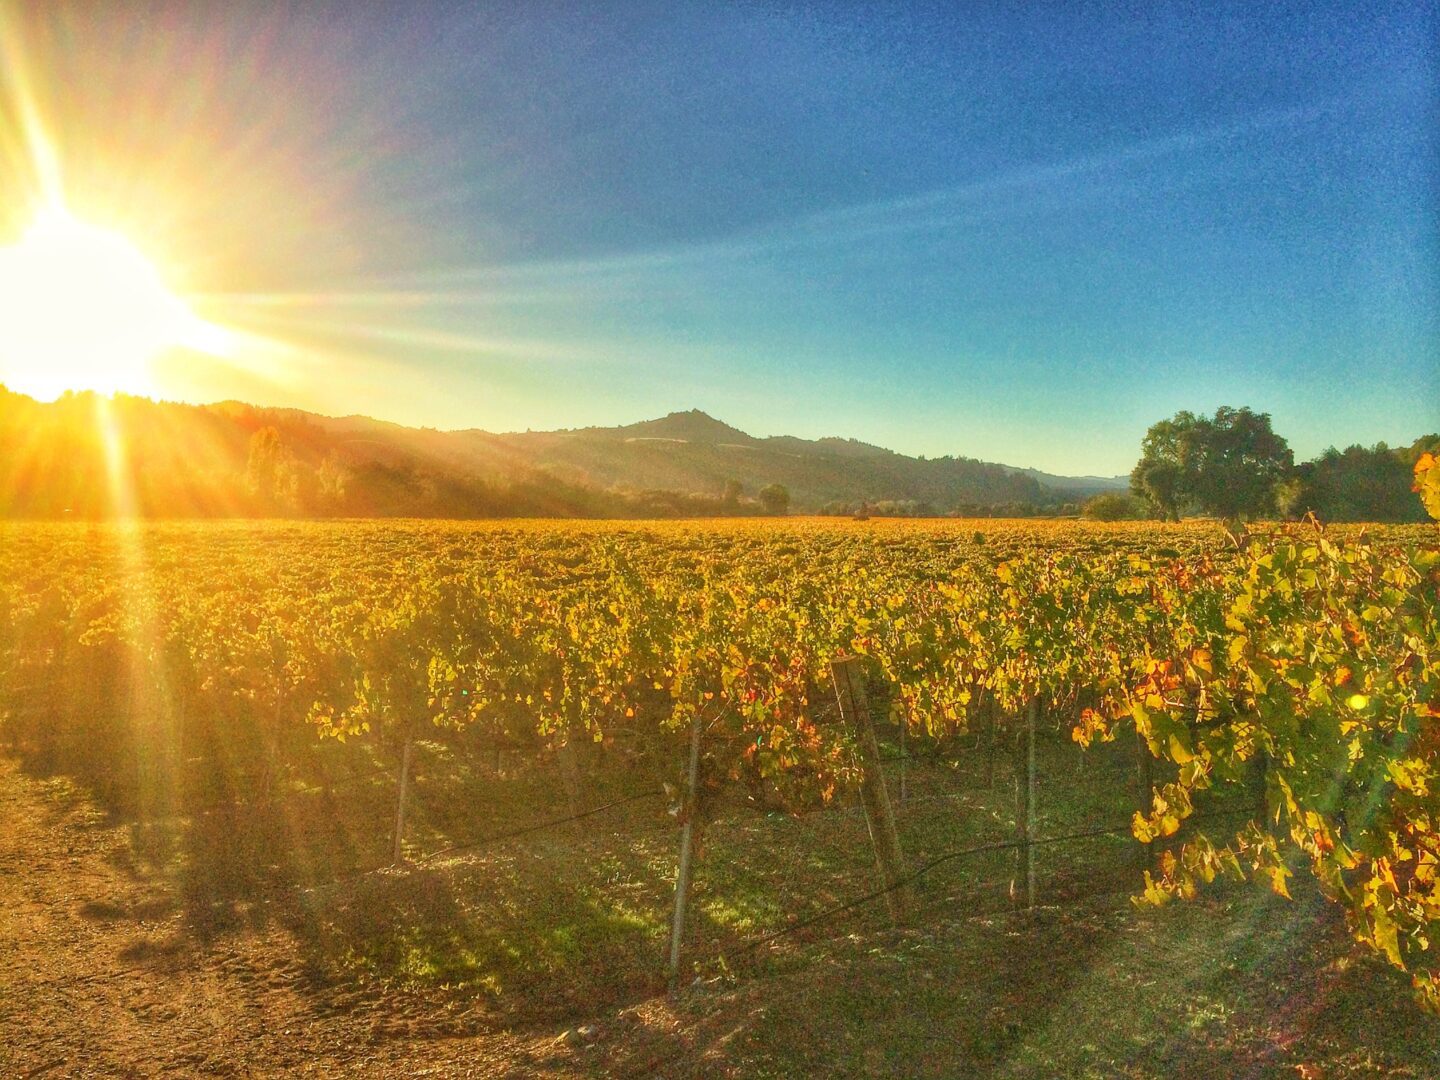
[831,656,908,922]
[559,720,586,838]
[986,692,1002,789]
[1013,696,1038,909]
[667,711,704,994]
[897,704,908,810]
[392,733,416,865]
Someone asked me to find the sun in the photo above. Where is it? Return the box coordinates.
[0,203,227,400]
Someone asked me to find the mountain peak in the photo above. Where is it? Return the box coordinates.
[608,409,755,444]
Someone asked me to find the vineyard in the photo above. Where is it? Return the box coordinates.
[3,514,1439,1074]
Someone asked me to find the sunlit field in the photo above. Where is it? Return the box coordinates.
[3,516,1438,1076]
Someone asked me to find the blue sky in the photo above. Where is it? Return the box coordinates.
[7,1,1439,474]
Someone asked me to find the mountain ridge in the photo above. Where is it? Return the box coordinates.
[0,386,1127,518]
[502,409,1126,485]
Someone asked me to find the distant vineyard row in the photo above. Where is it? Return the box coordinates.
[1,516,1436,1004]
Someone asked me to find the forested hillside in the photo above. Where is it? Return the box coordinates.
[0,389,1101,518]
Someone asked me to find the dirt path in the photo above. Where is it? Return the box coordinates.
[0,759,600,1079]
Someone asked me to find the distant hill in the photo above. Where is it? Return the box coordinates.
[0,386,1264,519]
[480,409,1078,512]
[1002,465,1128,493]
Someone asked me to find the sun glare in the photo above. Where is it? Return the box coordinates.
[0,204,229,400]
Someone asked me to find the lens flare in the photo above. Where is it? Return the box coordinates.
[0,203,231,400]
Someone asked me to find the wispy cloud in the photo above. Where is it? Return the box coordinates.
[386,95,1354,288]
[185,95,1359,381]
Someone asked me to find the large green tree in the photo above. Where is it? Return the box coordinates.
[1130,412,1197,521]
[1131,406,1293,521]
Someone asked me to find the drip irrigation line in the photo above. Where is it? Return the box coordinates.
[190,786,670,912]
[324,787,667,885]
[113,764,399,828]
[722,805,1256,961]
[415,788,666,864]
[179,764,396,820]
[876,751,987,766]
[815,784,993,817]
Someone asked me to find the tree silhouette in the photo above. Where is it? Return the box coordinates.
[758,483,790,515]
[1132,407,1292,520]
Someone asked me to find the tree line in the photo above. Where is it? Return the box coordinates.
[1083,406,1438,523]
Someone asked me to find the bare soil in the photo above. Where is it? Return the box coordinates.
[0,758,597,1078]
[5,752,1438,1080]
